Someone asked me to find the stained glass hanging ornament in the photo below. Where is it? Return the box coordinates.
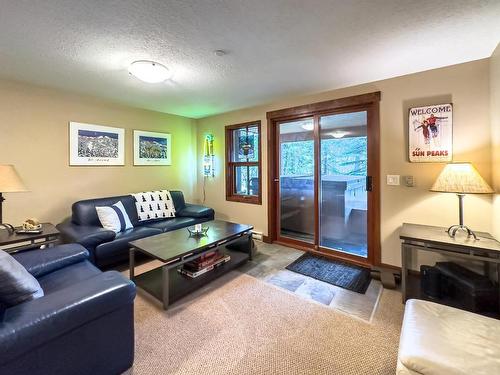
[238,129,254,158]
[203,134,215,177]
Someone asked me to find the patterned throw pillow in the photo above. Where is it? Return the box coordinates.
[132,190,176,221]
[0,250,44,307]
[96,201,134,233]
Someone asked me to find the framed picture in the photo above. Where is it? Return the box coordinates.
[408,103,453,163]
[69,122,125,166]
[133,130,171,166]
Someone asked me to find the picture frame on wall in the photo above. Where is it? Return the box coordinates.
[133,130,172,166]
[408,103,453,163]
[69,122,125,166]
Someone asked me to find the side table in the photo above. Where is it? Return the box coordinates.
[0,223,60,254]
[400,222,500,313]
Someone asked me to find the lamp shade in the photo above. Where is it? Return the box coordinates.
[430,163,494,194]
[0,165,27,192]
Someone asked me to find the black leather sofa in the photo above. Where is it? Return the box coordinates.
[57,191,214,267]
[0,244,136,375]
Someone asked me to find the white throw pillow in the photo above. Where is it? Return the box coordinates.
[132,190,176,221]
[96,201,133,233]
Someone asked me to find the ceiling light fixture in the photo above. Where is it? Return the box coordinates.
[128,60,172,83]
[331,131,348,139]
[301,123,314,131]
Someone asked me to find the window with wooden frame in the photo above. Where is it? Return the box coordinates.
[225,121,262,204]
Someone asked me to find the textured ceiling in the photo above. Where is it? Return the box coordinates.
[0,0,499,118]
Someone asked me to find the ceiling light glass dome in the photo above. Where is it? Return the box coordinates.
[128,60,172,83]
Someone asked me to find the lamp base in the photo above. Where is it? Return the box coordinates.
[0,192,4,224]
[447,224,478,240]
[0,223,15,234]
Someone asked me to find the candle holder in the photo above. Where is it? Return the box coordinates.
[187,225,209,237]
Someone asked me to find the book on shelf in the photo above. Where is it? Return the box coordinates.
[183,251,225,271]
[200,251,218,261]
[178,254,231,278]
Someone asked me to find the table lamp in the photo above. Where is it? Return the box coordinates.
[430,162,493,239]
[0,164,27,225]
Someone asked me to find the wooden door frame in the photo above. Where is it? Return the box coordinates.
[266,91,381,267]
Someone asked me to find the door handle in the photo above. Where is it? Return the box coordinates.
[274,178,279,182]
[366,176,373,192]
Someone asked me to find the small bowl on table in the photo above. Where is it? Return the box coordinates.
[187,225,209,237]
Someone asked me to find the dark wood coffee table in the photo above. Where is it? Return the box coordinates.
[129,220,253,309]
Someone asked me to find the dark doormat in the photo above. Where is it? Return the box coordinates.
[286,253,371,294]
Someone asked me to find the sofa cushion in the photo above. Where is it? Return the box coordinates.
[398,299,500,375]
[144,217,200,232]
[72,195,139,227]
[0,250,44,306]
[96,201,134,232]
[95,227,162,260]
[37,260,102,294]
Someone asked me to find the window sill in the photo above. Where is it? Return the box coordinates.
[226,195,262,205]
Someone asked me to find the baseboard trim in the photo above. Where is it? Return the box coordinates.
[377,263,401,272]
[262,235,273,244]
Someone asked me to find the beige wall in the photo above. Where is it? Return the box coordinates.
[492,44,500,238]
[196,59,492,267]
[0,58,494,268]
[0,79,197,225]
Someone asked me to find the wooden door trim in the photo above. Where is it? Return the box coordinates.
[313,114,320,250]
[266,92,381,120]
[266,91,381,266]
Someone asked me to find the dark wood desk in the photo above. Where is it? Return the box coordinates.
[0,223,60,253]
[400,223,500,309]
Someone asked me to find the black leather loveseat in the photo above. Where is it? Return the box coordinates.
[57,191,214,267]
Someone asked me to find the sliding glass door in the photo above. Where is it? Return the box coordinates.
[278,118,315,244]
[274,103,376,264]
[319,111,368,258]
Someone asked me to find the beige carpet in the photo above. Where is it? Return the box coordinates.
[125,270,404,375]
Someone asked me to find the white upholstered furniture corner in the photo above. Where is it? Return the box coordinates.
[397,299,500,375]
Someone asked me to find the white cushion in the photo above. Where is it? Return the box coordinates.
[397,357,424,375]
[398,299,500,375]
[132,190,176,221]
[96,201,133,233]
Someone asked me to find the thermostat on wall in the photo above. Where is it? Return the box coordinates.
[404,175,415,187]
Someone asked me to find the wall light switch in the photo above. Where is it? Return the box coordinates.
[387,175,400,186]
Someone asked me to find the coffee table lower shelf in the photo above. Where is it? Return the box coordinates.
[133,249,249,308]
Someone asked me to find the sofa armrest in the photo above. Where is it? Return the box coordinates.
[12,244,89,278]
[177,203,214,219]
[0,271,135,364]
[57,220,116,249]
